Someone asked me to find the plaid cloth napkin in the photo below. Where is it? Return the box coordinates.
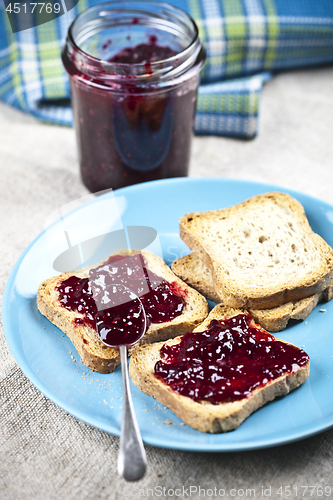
[0,0,332,138]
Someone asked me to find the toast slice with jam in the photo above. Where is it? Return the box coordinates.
[129,304,310,433]
[37,249,208,373]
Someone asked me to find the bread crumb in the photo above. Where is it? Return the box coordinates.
[320,309,326,312]
[163,419,172,425]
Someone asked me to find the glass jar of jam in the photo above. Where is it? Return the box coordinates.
[62,1,205,193]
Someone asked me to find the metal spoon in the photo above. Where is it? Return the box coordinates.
[95,285,147,481]
[118,342,147,481]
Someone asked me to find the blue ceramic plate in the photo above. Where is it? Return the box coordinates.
[3,178,333,451]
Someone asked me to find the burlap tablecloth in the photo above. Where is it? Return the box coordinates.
[1,67,333,500]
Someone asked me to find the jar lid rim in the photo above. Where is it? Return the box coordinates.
[68,0,200,68]
[63,0,205,87]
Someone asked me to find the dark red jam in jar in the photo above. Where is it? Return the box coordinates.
[62,1,205,193]
[57,254,186,346]
[154,314,309,404]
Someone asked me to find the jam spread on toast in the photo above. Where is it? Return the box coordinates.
[154,314,309,404]
[57,254,186,345]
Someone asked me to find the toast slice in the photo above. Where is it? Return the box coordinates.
[129,304,310,433]
[179,192,333,309]
[37,249,208,373]
[171,253,333,332]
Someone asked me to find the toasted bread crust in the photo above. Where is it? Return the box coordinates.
[179,192,333,309]
[37,250,208,373]
[171,252,333,332]
[129,304,310,433]
[172,253,221,303]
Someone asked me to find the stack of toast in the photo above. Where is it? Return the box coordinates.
[171,192,333,331]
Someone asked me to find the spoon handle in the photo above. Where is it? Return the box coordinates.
[118,344,147,482]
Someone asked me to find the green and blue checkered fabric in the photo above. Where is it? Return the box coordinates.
[0,0,332,138]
